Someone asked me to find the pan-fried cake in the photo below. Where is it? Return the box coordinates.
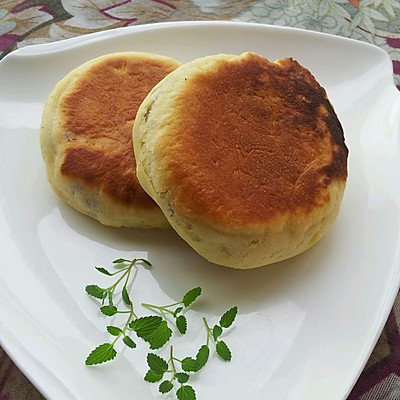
[133,52,348,268]
[40,51,181,228]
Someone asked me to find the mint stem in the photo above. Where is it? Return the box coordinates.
[142,303,176,319]
[169,346,178,375]
[203,317,211,346]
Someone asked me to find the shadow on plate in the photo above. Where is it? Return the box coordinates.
[58,200,333,316]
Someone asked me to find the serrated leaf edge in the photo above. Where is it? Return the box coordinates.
[219,306,238,328]
[216,340,232,361]
[85,343,117,366]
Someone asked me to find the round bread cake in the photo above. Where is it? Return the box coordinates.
[133,52,348,268]
[40,51,181,228]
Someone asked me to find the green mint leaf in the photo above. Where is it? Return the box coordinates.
[85,285,106,299]
[175,372,190,384]
[107,326,122,336]
[216,340,231,361]
[95,267,112,276]
[181,357,201,372]
[173,307,184,317]
[147,353,168,375]
[176,385,196,400]
[159,380,174,394]
[196,345,210,368]
[219,306,238,328]
[149,320,173,349]
[176,315,187,334]
[212,324,223,341]
[113,258,130,264]
[122,336,136,348]
[129,316,162,341]
[100,305,118,316]
[144,369,163,383]
[122,285,131,306]
[137,258,152,267]
[182,287,202,307]
[85,343,117,365]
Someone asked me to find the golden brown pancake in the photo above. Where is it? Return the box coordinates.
[133,52,348,268]
[40,52,181,227]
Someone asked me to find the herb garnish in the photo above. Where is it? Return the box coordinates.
[85,257,238,400]
[144,306,238,399]
[204,306,238,361]
[85,258,149,365]
[142,286,202,335]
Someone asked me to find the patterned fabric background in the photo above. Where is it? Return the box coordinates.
[0,0,400,91]
[0,1,399,400]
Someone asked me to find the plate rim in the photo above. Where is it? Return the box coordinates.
[0,20,400,400]
[0,20,392,66]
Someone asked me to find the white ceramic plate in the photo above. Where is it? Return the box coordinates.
[0,21,399,400]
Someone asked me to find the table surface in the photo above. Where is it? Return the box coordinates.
[1,1,399,399]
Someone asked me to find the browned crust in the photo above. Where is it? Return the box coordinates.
[160,53,348,225]
[59,54,179,209]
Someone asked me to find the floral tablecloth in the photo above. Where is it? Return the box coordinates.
[1,1,399,399]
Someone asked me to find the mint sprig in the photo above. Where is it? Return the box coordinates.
[203,306,238,361]
[145,346,200,400]
[85,257,238,400]
[85,258,149,365]
[142,287,201,335]
[85,259,202,365]
[145,307,238,398]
